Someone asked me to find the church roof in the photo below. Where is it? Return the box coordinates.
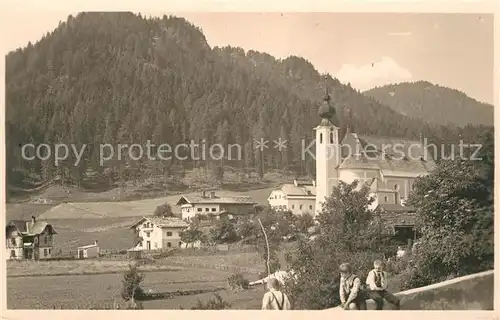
[338,133,436,175]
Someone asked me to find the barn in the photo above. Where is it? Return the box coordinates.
[77,240,99,259]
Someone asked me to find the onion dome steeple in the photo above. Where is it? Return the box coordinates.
[317,76,339,126]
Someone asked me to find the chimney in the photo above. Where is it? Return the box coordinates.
[312,180,316,187]
[210,191,216,198]
[32,216,36,224]
[93,240,98,246]
[201,190,206,198]
[293,178,298,187]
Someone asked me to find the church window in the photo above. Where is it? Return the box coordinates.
[330,133,334,144]
[300,205,303,209]
[320,133,323,143]
[384,196,388,202]
[309,205,313,210]
[394,184,399,190]
[292,205,295,209]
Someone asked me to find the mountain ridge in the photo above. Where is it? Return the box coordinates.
[363,80,493,127]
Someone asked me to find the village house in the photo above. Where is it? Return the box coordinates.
[377,203,418,244]
[130,216,189,250]
[268,179,316,215]
[77,240,100,259]
[5,216,57,260]
[176,191,257,221]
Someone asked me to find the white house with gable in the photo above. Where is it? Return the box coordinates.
[130,216,189,250]
[268,179,316,215]
[176,191,257,221]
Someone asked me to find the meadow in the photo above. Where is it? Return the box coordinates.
[7,267,267,309]
[7,251,263,277]
[5,181,283,309]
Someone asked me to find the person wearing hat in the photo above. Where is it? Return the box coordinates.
[339,263,366,310]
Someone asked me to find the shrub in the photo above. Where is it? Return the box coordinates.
[227,273,249,292]
[284,181,387,309]
[294,212,314,234]
[406,153,494,288]
[285,242,382,309]
[154,203,174,217]
[120,264,145,301]
[384,250,410,272]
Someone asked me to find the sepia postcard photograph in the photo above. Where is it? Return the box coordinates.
[1,0,496,313]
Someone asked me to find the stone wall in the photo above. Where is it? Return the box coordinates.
[328,270,494,310]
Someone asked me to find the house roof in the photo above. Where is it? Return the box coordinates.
[176,195,256,205]
[277,184,316,197]
[78,244,98,249]
[130,216,189,229]
[376,204,417,227]
[377,203,416,213]
[293,179,314,186]
[6,219,56,236]
[379,212,417,227]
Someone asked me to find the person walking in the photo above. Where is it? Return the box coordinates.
[261,277,291,310]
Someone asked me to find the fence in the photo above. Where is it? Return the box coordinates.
[164,259,261,275]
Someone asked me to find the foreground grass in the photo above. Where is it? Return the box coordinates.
[7,268,237,309]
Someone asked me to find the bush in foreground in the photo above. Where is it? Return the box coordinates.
[227,273,249,292]
[121,264,145,301]
[180,293,231,310]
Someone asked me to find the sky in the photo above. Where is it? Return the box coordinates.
[0,8,494,104]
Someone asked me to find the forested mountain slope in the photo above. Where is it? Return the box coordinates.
[364,81,493,127]
[5,12,492,190]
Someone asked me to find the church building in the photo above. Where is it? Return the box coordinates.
[314,87,436,215]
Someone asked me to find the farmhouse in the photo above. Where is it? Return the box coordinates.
[268,179,316,215]
[176,191,257,221]
[5,216,57,260]
[130,216,189,250]
[77,240,100,259]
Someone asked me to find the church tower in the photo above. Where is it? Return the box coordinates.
[314,84,341,216]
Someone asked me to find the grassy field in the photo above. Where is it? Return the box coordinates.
[8,167,289,205]
[6,248,269,309]
[7,267,257,309]
[15,186,274,221]
[6,184,276,254]
[47,217,139,253]
[5,180,288,309]
[7,251,263,277]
